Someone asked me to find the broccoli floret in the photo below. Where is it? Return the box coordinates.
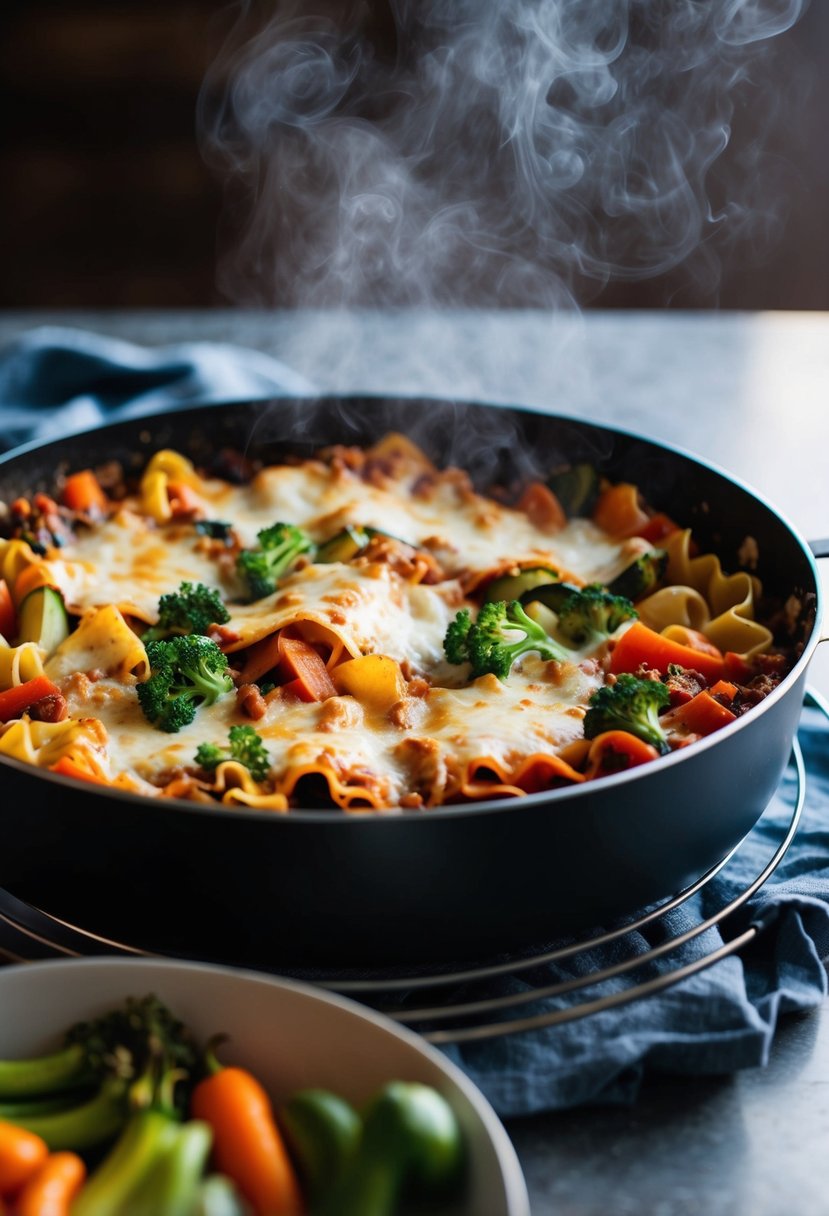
[193,741,224,770]
[195,724,270,781]
[556,584,638,648]
[444,608,474,665]
[583,674,671,754]
[444,600,570,681]
[137,635,234,732]
[237,522,315,600]
[142,581,230,642]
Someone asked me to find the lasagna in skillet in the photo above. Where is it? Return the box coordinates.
[0,434,793,811]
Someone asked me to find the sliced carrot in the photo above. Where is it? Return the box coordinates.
[49,757,109,785]
[516,481,566,533]
[238,632,284,685]
[592,483,651,538]
[61,470,108,516]
[663,689,737,737]
[0,676,62,724]
[584,730,660,780]
[278,677,318,703]
[636,512,679,543]
[723,651,755,683]
[0,580,15,640]
[14,1151,86,1216]
[709,680,739,700]
[166,481,203,517]
[609,621,726,683]
[278,634,337,701]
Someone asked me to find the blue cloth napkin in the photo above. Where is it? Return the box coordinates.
[0,326,314,452]
[1,327,827,1119]
[440,698,829,1115]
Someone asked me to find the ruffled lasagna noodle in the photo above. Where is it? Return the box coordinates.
[637,529,772,657]
[0,434,787,811]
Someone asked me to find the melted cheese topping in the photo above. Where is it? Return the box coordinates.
[1,440,641,810]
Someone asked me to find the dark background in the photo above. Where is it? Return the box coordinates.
[2,0,827,310]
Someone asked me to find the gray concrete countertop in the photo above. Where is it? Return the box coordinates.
[1,308,827,1214]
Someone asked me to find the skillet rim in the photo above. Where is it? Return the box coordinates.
[0,393,822,824]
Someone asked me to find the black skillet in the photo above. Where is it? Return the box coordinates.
[0,396,824,969]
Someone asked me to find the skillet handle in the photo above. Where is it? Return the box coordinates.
[809,539,829,644]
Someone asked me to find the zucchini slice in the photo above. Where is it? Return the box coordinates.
[484,567,559,603]
[17,587,70,655]
[547,463,600,518]
[519,581,580,614]
[316,526,371,564]
[607,550,668,601]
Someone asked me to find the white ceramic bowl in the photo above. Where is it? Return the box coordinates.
[0,958,529,1216]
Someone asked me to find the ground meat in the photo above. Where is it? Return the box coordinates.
[353,536,445,584]
[236,683,267,720]
[399,792,424,808]
[662,666,707,707]
[28,694,68,723]
[733,672,784,714]
[388,698,428,730]
[60,671,94,701]
[316,696,365,732]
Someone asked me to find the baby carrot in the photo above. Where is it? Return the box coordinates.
[13,1151,85,1216]
[0,1121,48,1199]
[190,1047,303,1216]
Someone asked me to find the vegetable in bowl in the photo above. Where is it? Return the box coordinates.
[0,961,527,1215]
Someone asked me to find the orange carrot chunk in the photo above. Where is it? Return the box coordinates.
[12,565,58,609]
[636,512,680,543]
[191,1058,303,1216]
[663,690,737,737]
[166,481,203,517]
[592,483,651,538]
[0,1122,48,1199]
[0,580,15,640]
[516,481,566,533]
[609,621,726,684]
[48,758,108,786]
[0,677,63,724]
[13,1151,86,1216]
[278,634,337,702]
[61,471,108,516]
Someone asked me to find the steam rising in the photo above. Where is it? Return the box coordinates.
[198,0,806,308]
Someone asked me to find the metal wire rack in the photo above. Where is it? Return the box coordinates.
[1,689,825,1045]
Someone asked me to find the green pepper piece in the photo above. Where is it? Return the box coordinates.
[280,1088,361,1203]
[318,1082,464,1216]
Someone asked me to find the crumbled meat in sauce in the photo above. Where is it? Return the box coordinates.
[28,694,68,723]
